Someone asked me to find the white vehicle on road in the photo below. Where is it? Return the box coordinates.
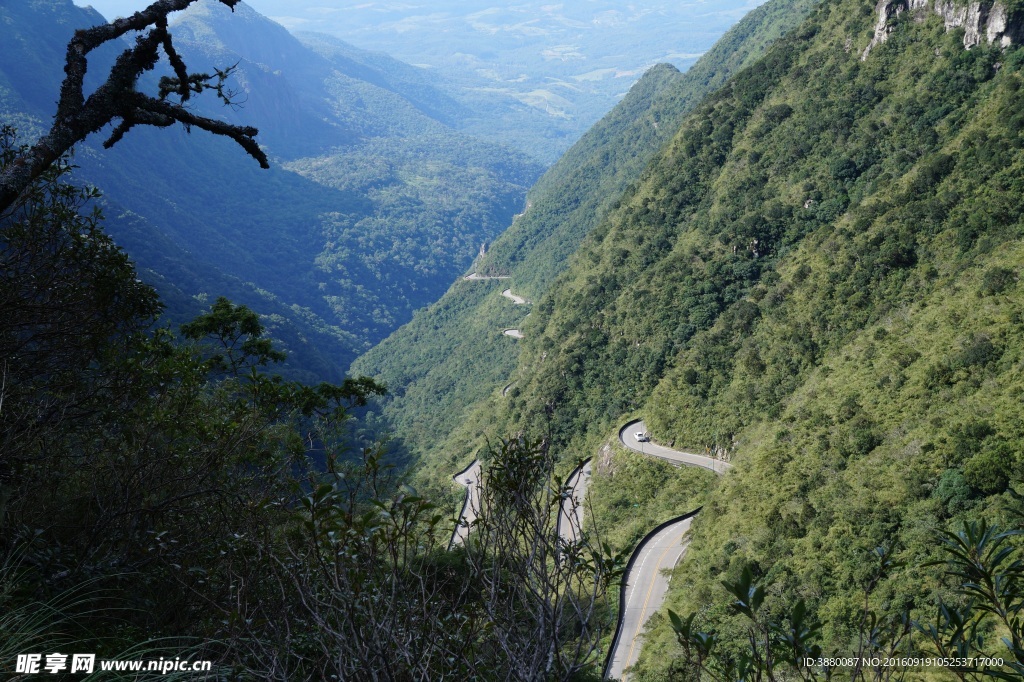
[634,431,650,442]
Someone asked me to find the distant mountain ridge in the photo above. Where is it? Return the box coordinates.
[167,2,473,155]
[295,31,467,128]
[219,0,782,163]
[0,0,542,380]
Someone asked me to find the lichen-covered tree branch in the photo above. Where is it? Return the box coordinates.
[0,0,268,216]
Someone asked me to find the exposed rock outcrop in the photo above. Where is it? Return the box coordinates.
[863,0,1021,59]
[986,2,1014,47]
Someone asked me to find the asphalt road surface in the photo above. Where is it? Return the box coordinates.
[503,328,524,339]
[450,459,482,549]
[447,376,728,680]
[501,288,529,305]
[619,420,732,474]
[463,272,510,280]
[606,516,693,680]
[557,459,593,546]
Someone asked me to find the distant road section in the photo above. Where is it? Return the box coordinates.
[450,459,482,549]
[557,459,593,546]
[606,515,695,680]
[619,420,732,474]
[463,272,510,281]
[503,328,524,339]
[501,288,529,305]
[502,382,515,397]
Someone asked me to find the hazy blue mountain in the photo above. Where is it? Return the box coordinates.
[77,0,772,162]
[1,0,542,380]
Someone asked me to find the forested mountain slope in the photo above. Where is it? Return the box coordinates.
[351,0,821,479]
[0,0,541,379]
[414,0,1024,674]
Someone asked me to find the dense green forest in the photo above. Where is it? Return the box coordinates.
[352,0,823,487]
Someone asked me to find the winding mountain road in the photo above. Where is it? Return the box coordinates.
[501,288,529,305]
[451,456,591,549]
[451,273,727,679]
[449,459,482,549]
[619,420,732,474]
[604,421,730,680]
[463,272,510,281]
[449,420,728,679]
[606,515,695,680]
[557,459,593,546]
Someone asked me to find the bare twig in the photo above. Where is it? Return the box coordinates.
[0,0,267,214]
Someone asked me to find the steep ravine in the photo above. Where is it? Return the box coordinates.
[449,416,729,681]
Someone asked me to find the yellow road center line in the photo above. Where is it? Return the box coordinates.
[622,536,679,675]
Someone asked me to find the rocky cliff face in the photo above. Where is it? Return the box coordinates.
[863,0,1022,57]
